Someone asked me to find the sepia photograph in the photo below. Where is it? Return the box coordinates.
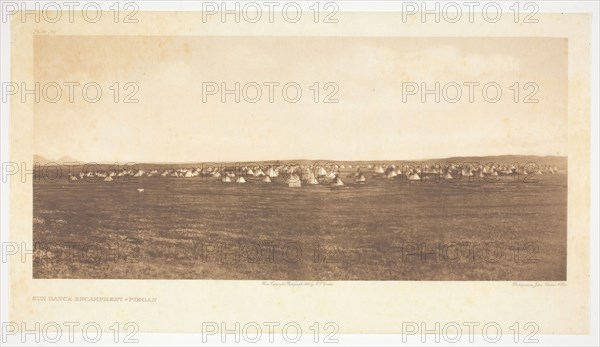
[2,2,597,343]
[31,36,568,281]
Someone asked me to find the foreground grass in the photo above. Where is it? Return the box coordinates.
[33,172,567,280]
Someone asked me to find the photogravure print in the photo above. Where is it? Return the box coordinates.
[29,36,567,281]
[2,4,592,339]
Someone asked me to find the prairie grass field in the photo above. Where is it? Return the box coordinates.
[32,157,568,280]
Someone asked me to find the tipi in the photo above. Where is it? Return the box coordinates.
[332,176,345,186]
[306,172,319,185]
[236,176,247,183]
[288,176,301,187]
[408,172,421,181]
[355,173,366,184]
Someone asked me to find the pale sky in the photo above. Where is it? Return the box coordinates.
[34,36,567,163]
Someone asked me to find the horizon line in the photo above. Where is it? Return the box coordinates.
[33,153,568,165]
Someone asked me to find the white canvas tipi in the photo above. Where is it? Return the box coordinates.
[236,176,247,183]
[306,172,319,185]
[355,173,366,184]
[332,177,345,186]
[408,172,421,181]
[288,175,302,187]
[266,167,278,178]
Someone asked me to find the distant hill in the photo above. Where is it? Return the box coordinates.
[33,154,51,165]
[56,155,81,164]
[418,155,567,168]
[231,155,567,167]
[114,155,567,171]
[32,154,566,170]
